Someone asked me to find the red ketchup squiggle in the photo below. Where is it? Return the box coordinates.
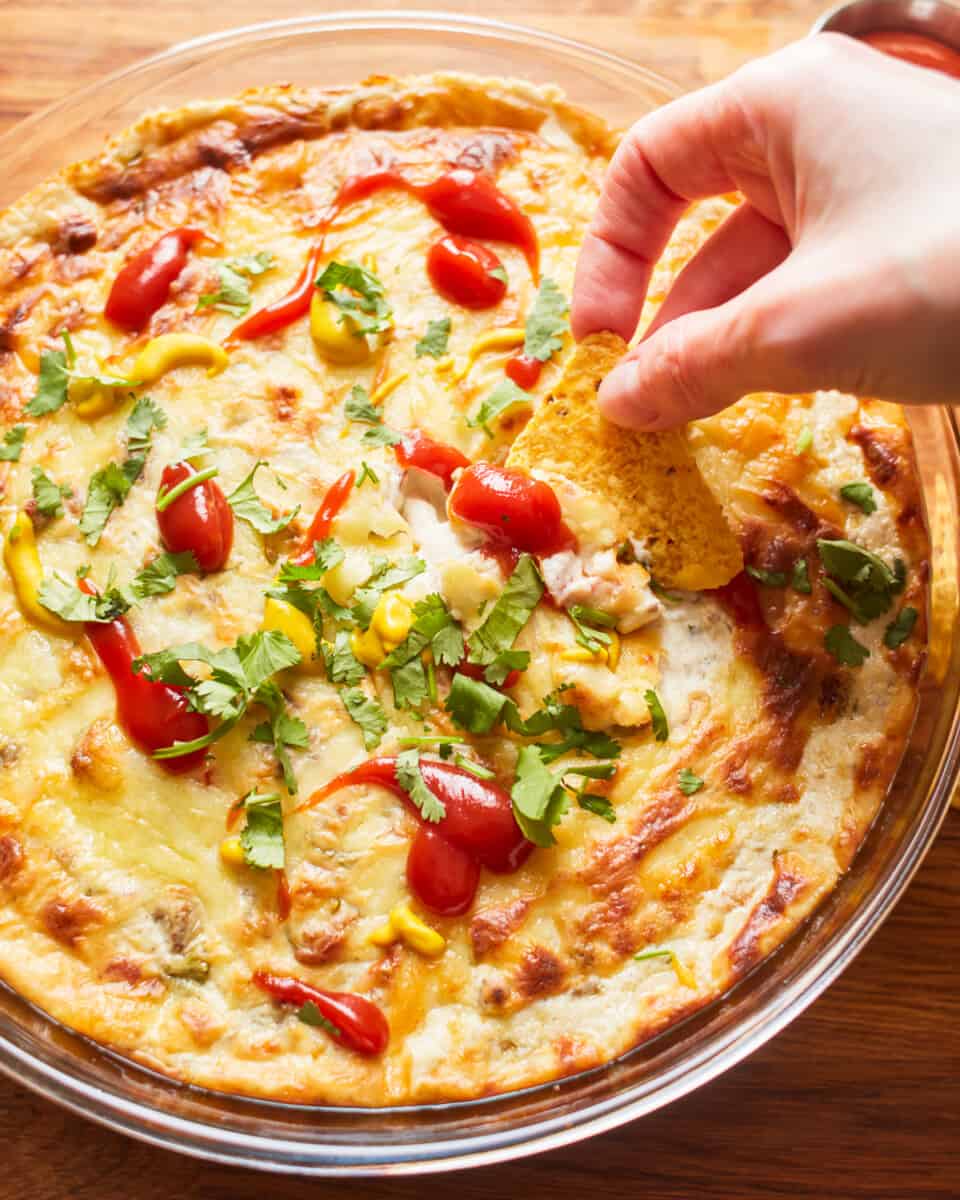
[426,235,508,310]
[505,353,543,390]
[228,238,327,342]
[253,970,389,1056]
[336,166,539,279]
[298,757,533,916]
[449,463,574,558]
[394,430,470,491]
[292,469,356,566]
[104,228,204,333]
[78,579,209,773]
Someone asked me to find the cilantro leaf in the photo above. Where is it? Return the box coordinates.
[351,556,426,629]
[677,767,704,795]
[795,426,813,454]
[0,425,26,462]
[567,604,615,654]
[817,538,900,624]
[791,558,811,594]
[746,565,787,587]
[298,1000,341,1036]
[125,396,167,456]
[388,657,430,710]
[467,554,542,667]
[130,550,198,599]
[467,379,533,436]
[510,745,569,847]
[340,687,388,750]
[344,385,381,424]
[395,748,445,822]
[227,461,299,535]
[198,253,274,317]
[278,538,344,579]
[321,630,365,686]
[237,630,302,691]
[180,429,209,462]
[25,349,69,416]
[577,792,616,822]
[31,467,70,518]
[523,278,569,362]
[316,260,393,337]
[839,481,877,515]
[361,424,402,448]
[824,624,870,667]
[883,606,918,650]
[510,686,621,763]
[380,594,463,672]
[250,682,309,794]
[645,689,669,741]
[445,672,512,734]
[239,791,285,868]
[37,572,130,623]
[415,317,451,359]
[79,458,141,546]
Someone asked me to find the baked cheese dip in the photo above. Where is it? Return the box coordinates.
[0,75,928,1104]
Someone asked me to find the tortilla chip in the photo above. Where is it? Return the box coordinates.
[506,332,742,590]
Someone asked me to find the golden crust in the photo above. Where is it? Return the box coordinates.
[0,74,929,1107]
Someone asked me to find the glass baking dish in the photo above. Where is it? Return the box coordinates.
[0,11,957,1176]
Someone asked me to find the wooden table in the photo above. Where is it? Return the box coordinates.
[1,3,957,1196]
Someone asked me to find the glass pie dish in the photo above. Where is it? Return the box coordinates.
[0,11,957,1176]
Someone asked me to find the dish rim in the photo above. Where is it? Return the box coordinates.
[0,9,955,1176]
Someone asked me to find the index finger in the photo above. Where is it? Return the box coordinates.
[570,65,778,340]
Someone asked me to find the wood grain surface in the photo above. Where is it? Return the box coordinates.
[1,3,957,1196]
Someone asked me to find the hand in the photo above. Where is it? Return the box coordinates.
[572,34,960,429]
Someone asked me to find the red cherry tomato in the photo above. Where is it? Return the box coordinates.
[299,756,532,914]
[229,239,327,342]
[293,469,356,566]
[459,659,522,690]
[394,430,470,490]
[427,235,508,310]
[420,168,539,278]
[861,30,960,79]
[406,827,480,916]
[104,228,203,332]
[505,353,543,389]
[78,579,209,772]
[449,463,573,557]
[252,970,389,1057]
[156,461,233,573]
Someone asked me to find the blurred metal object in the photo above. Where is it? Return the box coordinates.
[812,0,960,48]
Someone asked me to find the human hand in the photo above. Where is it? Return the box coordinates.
[572,34,960,429]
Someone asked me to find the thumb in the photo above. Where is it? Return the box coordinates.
[597,271,818,430]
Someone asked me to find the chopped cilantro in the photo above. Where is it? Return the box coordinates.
[356,461,379,488]
[839,481,877,515]
[227,461,299,535]
[125,396,167,456]
[824,624,870,667]
[129,550,198,598]
[794,425,813,454]
[466,555,542,675]
[567,603,615,654]
[239,791,285,869]
[25,347,70,416]
[250,683,310,793]
[298,1000,341,1037]
[344,385,381,424]
[321,630,365,686]
[395,748,445,822]
[445,672,512,734]
[817,538,901,624]
[0,425,26,462]
[340,687,388,750]
[791,558,812,594]
[509,745,570,847]
[31,467,70,518]
[645,689,669,741]
[883,606,918,650]
[198,252,274,317]
[746,565,787,587]
[37,573,130,624]
[523,278,569,362]
[351,556,425,629]
[488,265,508,285]
[512,686,621,763]
[316,260,393,337]
[361,424,403,448]
[454,754,495,780]
[576,792,616,823]
[79,459,142,546]
[415,317,451,359]
[467,379,533,437]
[677,767,704,795]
